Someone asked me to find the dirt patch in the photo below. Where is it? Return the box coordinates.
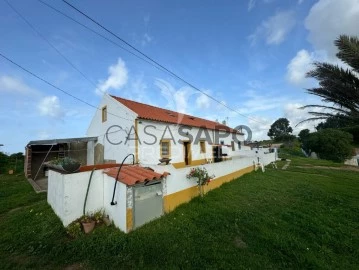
[8,206,25,213]
[294,165,359,172]
[64,263,86,270]
[282,170,330,178]
[10,254,34,266]
[234,236,248,249]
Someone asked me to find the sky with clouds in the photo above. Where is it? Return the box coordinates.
[1,0,359,153]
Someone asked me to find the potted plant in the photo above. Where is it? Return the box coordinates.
[186,167,215,197]
[93,210,104,225]
[47,157,81,173]
[80,215,96,234]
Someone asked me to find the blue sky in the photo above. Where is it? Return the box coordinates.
[1,0,359,153]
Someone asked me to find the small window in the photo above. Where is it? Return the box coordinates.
[102,106,107,122]
[200,141,206,153]
[160,140,171,158]
[220,140,224,145]
[231,141,235,151]
[238,141,241,150]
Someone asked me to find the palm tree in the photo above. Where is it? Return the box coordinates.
[299,35,359,126]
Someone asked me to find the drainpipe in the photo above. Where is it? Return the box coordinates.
[110,153,134,205]
[83,169,96,215]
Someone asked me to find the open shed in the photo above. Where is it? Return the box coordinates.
[25,137,97,181]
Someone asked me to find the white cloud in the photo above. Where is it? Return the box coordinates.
[287,0,359,87]
[248,0,256,11]
[287,50,312,85]
[96,58,128,95]
[283,103,323,133]
[237,89,288,114]
[129,75,148,102]
[247,116,273,141]
[196,92,211,109]
[155,79,195,114]
[249,10,296,45]
[38,96,64,118]
[141,33,153,46]
[305,0,359,57]
[286,49,327,86]
[244,102,322,140]
[0,75,38,95]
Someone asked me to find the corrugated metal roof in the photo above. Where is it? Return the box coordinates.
[104,165,169,186]
[27,136,97,146]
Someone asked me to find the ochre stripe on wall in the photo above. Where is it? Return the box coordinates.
[172,159,207,169]
[163,165,254,213]
[126,208,133,232]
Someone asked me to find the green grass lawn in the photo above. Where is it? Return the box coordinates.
[0,160,358,269]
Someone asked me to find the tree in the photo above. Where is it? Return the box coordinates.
[298,129,310,142]
[0,151,8,174]
[0,152,24,174]
[316,114,351,130]
[306,129,353,162]
[301,35,359,125]
[267,118,293,142]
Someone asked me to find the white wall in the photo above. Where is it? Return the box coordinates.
[151,150,275,196]
[47,170,65,219]
[87,94,138,163]
[47,170,104,226]
[137,119,245,165]
[103,174,127,232]
[47,149,275,230]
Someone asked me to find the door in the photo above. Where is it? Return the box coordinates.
[183,141,191,165]
[213,146,223,163]
[133,182,163,229]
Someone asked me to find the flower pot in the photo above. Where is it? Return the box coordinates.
[46,162,81,173]
[62,162,81,173]
[81,220,96,233]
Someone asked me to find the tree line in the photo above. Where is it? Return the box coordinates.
[0,152,24,174]
[267,35,359,162]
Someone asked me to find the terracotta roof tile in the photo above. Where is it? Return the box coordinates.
[111,96,242,134]
[104,165,169,186]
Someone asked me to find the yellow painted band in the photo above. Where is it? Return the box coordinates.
[172,158,207,169]
[126,208,133,232]
[163,165,254,212]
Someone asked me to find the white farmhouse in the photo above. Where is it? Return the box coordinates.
[87,94,246,166]
[45,94,276,232]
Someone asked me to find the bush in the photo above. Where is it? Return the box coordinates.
[306,129,353,162]
[278,140,306,158]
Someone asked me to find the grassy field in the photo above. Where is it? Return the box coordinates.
[0,158,358,269]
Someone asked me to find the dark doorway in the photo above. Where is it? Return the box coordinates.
[183,141,191,165]
[212,146,223,163]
